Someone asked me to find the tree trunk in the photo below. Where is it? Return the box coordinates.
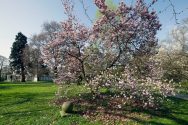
[0,63,3,81]
[0,70,2,81]
[21,67,25,82]
[81,61,86,81]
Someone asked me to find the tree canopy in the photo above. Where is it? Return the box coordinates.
[10,32,27,82]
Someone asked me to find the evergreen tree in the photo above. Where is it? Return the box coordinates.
[10,32,27,82]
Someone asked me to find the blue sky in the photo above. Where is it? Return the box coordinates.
[0,0,188,58]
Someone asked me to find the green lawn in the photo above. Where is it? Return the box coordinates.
[0,82,188,125]
[0,82,100,125]
[179,81,188,94]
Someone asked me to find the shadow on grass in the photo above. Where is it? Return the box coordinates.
[130,97,188,125]
[0,91,55,111]
[0,85,11,90]
[55,92,188,125]
[2,108,51,117]
[0,92,57,122]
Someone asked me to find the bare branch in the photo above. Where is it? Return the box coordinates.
[158,4,171,14]
[168,0,179,24]
[79,0,93,24]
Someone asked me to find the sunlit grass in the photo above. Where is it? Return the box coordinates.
[0,82,187,125]
[0,82,100,125]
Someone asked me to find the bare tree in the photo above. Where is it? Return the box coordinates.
[171,19,188,53]
[28,21,61,80]
[157,18,188,82]
[0,55,8,81]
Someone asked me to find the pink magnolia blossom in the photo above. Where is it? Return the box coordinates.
[42,0,175,109]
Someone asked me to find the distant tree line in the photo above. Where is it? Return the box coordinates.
[0,55,8,81]
[9,21,61,82]
[157,18,188,82]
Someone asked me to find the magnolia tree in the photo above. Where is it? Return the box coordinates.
[43,19,90,83]
[43,0,175,108]
[43,0,94,84]
[33,21,61,78]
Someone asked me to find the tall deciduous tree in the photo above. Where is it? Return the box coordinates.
[95,0,117,19]
[157,18,188,82]
[0,55,8,81]
[10,32,27,82]
[44,0,161,83]
[30,21,61,79]
[43,0,175,108]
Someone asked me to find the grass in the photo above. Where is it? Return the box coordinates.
[0,81,188,125]
[178,81,188,94]
[0,82,100,125]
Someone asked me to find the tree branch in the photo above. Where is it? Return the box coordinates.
[79,0,93,24]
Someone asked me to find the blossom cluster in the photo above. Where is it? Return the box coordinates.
[43,0,90,83]
[42,0,175,109]
[92,0,161,56]
[87,63,175,108]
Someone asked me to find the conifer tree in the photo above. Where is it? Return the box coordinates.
[10,32,27,82]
